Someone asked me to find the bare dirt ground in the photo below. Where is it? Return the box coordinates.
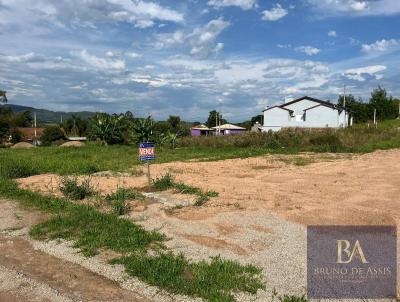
[19,150,400,226]
[11,149,400,299]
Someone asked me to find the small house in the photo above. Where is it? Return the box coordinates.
[261,96,352,132]
[212,123,247,135]
[191,124,213,136]
[15,127,45,144]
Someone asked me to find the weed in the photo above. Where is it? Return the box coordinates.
[105,187,145,202]
[278,295,307,302]
[153,172,175,190]
[194,194,209,206]
[59,177,95,200]
[105,187,145,216]
[154,173,219,207]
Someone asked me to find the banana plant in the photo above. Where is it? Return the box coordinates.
[132,116,154,143]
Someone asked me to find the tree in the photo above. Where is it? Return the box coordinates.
[0,119,10,142]
[41,126,65,146]
[205,110,227,128]
[167,115,181,133]
[251,115,263,125]
[11,111,33,127]
[0,91,7,104]
[62,115,88,136]
[369,86,398,120]
[338,94,371,123]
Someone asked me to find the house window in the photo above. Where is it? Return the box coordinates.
[302,112,306,121]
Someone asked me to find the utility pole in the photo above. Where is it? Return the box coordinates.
[343,85,347,127]
[215,111,218,136]
[34,112,37,146]
[343,85,346,108]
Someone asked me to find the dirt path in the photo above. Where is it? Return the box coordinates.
[0,199,150,302]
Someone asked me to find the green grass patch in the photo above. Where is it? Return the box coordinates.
[153,172,219,206]
[111,253,265,302]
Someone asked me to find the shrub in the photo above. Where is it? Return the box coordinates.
[309,133,343,152]
[59,177,95,200]
[106,187,145,202]
[153,172,175,191]
[106,187,145,216]
[41,126,65,146]
[10,128,22,144]
[112,199,129,216]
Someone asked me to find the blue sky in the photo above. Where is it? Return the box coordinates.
[1,0,399,122]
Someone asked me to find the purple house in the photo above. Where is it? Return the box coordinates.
[212,123,247,135]
[191,124,213,136]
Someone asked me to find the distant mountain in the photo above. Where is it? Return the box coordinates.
[1,104,96,124]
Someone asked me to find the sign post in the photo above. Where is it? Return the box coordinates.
[139,142,155,191]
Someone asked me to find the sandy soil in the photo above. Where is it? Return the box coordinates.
[18,150,400,226]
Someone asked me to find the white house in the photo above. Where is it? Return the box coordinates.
[261,96,352,132]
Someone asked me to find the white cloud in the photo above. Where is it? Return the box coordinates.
[74,49,125,70]
[105,0,184,26]
[277,44,291,49]
[155,17,230,58]
[261,4,288,21]
[0,52,37,63]
[361,39,399,54]
[343,65,386,81]
[207,0,257,10]
[295,46,320,56]
[307,0,400,17]
[328,30,337,37]
[350,1,369,11]
[0,0,184,31]
[125,52,142,59]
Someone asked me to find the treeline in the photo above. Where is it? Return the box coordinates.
[338,87,399,123]
[42,113,193,147]
[0,107,33,143]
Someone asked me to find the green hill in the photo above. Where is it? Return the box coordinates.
[1,104,96,124]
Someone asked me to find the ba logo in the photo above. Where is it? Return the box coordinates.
[336,239,368,264]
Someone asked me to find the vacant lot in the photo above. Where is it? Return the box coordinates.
[20,149,400,226]
[15,149,400,298]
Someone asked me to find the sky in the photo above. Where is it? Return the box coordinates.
[0,0,399,122]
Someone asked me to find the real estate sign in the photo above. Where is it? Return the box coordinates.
[139,142,155,161]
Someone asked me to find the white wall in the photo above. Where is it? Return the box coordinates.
[262,99,347,132]
[282,99,318,114]
[303,105,340,128]
[263,107,290,128]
